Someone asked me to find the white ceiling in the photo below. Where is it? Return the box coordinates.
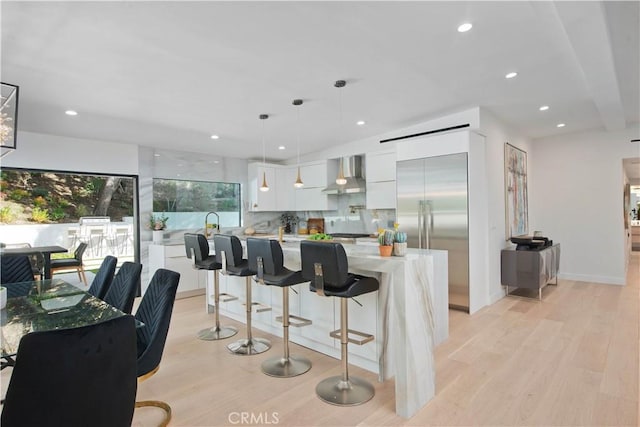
[1,1,638,162]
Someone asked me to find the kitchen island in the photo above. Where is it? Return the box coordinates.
[149,237,448,418]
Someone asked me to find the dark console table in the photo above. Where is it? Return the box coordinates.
[501,244,561,300]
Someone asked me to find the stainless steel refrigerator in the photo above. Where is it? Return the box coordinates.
[396,152,470,311]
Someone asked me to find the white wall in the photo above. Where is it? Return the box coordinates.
[530,125,640,285]
[1,131,139,175]
[478,110,534,303]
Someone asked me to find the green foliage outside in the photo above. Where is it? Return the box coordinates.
[153,179,239,213]
[31,207,49,223]
[0,170,134,224]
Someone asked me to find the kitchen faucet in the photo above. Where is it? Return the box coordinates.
[205,211,220,238]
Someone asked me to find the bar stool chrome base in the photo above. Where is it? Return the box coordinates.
[316,376,375,406]
[227,337,271,355]
[197,325,238,341]
[261,355,312,377]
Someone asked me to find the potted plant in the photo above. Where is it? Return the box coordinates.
[280,212,298,234]
[378,229,394,257]
[393,231,408,256]
[149,213,169,243]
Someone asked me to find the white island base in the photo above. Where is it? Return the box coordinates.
[207,241,448,419]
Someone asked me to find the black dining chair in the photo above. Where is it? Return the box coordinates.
[1,315,138,427]
[50,242,89,284]
[0,255,34,297]
[87,255,118,300]
[134,268,180,427]
[2,243,44,278]
[103,261,142,314]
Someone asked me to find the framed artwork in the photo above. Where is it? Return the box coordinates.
[504,142,528,238]
[1,82,19,157]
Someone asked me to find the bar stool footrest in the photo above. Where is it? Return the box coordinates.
[275,314,312,327]
[242,301,272,313]
[329,328,374,345]
[219,292,238,302]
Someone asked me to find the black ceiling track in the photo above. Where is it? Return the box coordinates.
[380,123,470,144]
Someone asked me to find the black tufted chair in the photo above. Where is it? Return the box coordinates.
[184,233,237,341]
[300,240,380,406]
[1,315,138,427]
[247,238,312,377]
[103,262,142,314]
[87,255,118,300]
[214,234,271,355]
[1,255,34,290]
[134,268,180,427]
[50,242,89,284]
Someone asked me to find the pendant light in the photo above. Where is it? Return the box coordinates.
[293,99,304,188]
[259,114,270,192]
[334,80,348,185]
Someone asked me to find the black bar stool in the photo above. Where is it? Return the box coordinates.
[247,238,312,377]
[300,240,379,406]
[214,234,271,355]
[184,233,238,341]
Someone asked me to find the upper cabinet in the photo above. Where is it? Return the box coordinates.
[247,160,337,212]
[275,166,297,211]
[294,160,336,211]
[366,151,396,182]
[366,151,397,209]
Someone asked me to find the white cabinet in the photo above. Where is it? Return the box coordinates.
[148,244,205,296]
[366,181,396,210]
[294,160,337,211]
[295,187,336,211]
[299,162,328,188]
[366,151,397,209]
[276,167,297,211]
[366,151,396,182]
[248,163,277,211]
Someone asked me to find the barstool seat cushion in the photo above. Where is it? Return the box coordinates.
[223,260,253,276]
[309,273,379,298]
[258,268,305,288]
[196,258,222,270]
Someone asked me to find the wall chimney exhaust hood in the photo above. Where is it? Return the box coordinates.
[323,155,366,194]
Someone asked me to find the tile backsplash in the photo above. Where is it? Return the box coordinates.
[243,194,395,235]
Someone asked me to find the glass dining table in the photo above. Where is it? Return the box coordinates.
[1,279,137,363]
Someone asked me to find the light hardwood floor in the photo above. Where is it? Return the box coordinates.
[4,255,637,426]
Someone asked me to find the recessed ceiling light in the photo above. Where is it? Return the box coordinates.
[505,72,518,79]
[539,105,549,111]
[457,23,473,33]
[154,154,160,157]
[356,120,366,126]
[65,110,78,116]
[210,134,220,140]
[278,145,286,150]
[557,123,565,128]
[213,160,220,164]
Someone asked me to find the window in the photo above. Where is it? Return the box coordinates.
[152,178,241,229]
